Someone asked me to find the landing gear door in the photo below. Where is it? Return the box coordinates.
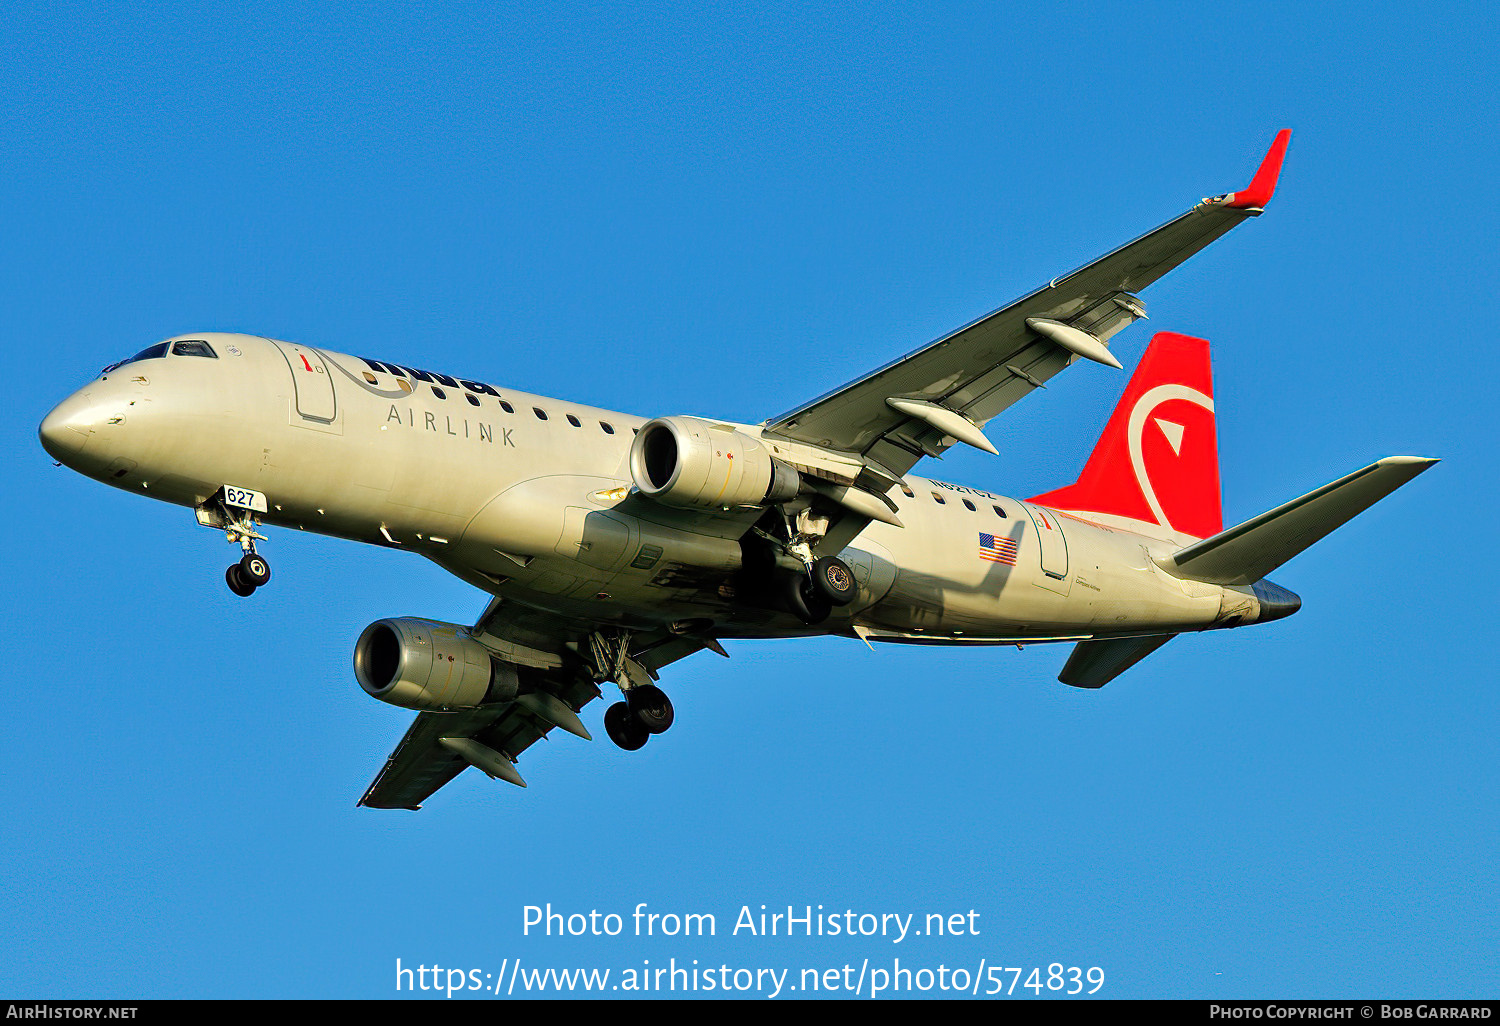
[845,542,897,610]
[269,339,339,427]
[556,507,635,574]
[1022,503,1071,596]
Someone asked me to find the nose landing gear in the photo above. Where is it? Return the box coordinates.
[214,500,272,598]
[226,551,272,597]
[196,489,276,599]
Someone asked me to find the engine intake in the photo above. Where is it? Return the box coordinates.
[354,617,518,711]
[630,416,799,510]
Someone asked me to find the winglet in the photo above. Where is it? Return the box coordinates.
[1226,129,1291,210]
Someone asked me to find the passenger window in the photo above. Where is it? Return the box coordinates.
[600,422,615,434]
[431,387,446,400]
[993,505,1007,518]
[465,394,480,407]
[932,492,946,505]
[170,340,217,358]
[963,499,976,511]
[499,400,514,413]
[566,414,581,427]
[534,408,548,420]
[900,484,914,498]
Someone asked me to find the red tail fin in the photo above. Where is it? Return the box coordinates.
[1029,332,1222,539]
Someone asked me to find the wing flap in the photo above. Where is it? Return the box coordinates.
[358,707,502,810]
[358,670,605,810]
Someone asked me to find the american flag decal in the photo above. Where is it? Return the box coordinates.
[978,532,1018,566]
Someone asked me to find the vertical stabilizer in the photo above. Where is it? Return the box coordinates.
[1029,332,1221,539]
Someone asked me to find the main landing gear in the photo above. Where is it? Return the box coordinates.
[763,507,859,625]
[782,555,857,625]
[591,630,677,752]
[604,685,675,751]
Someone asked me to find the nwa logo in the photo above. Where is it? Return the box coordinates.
[1027,332,1223,540]
[324,354,515,447]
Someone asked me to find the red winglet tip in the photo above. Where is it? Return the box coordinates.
[1227,128,1291,209]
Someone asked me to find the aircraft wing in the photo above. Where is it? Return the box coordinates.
[358,597,716,809]
[358,705,537,810]
[763,131,1291,488]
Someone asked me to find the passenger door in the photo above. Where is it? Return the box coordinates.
[1023,503,1071,595]
[270,339,338,425]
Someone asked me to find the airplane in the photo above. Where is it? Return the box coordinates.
[37,130,1437,809]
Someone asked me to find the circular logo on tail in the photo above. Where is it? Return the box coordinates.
[1125,384,1215,533]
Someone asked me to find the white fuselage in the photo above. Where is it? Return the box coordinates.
[40,334,1267,646]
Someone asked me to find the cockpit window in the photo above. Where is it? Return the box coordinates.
[170,339,217,358]
[103,342,170,374]
[130,342,170,363]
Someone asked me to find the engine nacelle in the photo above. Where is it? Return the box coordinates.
[353,618,518,711]
[630,416,799,510]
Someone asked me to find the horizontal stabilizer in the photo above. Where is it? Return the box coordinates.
[1160,456,1438,586]
[1059,633,1177,688]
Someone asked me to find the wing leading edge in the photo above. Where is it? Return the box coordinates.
[763,131,1292,488]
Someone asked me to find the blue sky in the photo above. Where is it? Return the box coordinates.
[2,1,1496,1000]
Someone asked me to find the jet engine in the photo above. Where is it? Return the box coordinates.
[630,416,799,510]
[353,617,518,711]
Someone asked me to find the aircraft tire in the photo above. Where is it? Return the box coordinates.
[239,552,271,587]
[225,564,257,597]
[628,684,674,734]
[810,556,857,606]
[605,702,649,751]
[783,571,831,625]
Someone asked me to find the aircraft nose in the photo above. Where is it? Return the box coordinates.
[39,391,98,465]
